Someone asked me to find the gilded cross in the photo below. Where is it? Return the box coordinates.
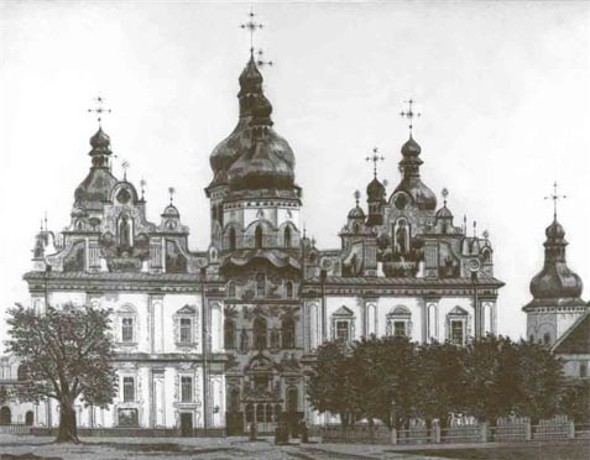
[365,147,384,178]
[121,160,129,180]
[140,178,146,200]
[168,186,176,204]
[544,181,567,220]
[87,95,112,125]
[400,98,421,135]
[354,189,361,206]
[441,188,449,207]
[240,8,264,53]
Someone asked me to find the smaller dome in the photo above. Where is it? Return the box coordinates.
[162,204,180,217]
[401,136,421,156]
[367,178,385,201]
[436,206,453,219]
[238,55,263,96]
[546,220,565,239]
[348,205,366,219]
[90,127,111,151]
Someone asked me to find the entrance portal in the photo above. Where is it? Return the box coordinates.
[180,412,193,437]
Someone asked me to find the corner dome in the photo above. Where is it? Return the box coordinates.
[348,205,366,219]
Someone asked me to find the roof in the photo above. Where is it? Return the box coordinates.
[304,275,505,288]
[553,312,590,355]
[23,271,221,283]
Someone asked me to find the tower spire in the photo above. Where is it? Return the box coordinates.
[400,98,421,137]
[544,181,566,221]
[366,147,384,178]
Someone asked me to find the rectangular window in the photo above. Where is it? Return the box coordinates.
[394,321,407,336]
[335,320,350,342]
[118,408,138,426]
[123,376,135,402]
[121,317,134,342]
[181,376,193,403]
[580,362,588,378]
[180,318,192,343]
[450,320,464,344]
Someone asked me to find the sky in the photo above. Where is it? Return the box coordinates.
[0,0,589,341]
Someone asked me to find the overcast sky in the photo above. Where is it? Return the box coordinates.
[1,0,589,341]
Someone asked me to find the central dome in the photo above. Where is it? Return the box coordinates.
[208,53,296,191]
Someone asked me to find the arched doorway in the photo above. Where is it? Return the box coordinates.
[25,411,34,426]
[0,406,11,425]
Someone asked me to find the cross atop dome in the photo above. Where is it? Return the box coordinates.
[168,186,176,204]
[400,98,421,136]
[544,181,567,221]
[240,8,264,54]
[366,147,384,178]
[87,95,112,127]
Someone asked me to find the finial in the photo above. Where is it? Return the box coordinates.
[483,229,489,240]
[463,214,467,233]
[400,98,421,136]
[473,220,477,238]
[441,188,449,207]
[140,178,146,200]
[544,181,566,221]
[40,219,43,232]
[240,7,264,54]
[383,179,388,188]
[121,160,129,181]
[44,211,48,232]
[256,49,273,68]
[303,223,307,239]
[168,186,176,204]
[354,190,361,206]
[87,95,112,127]
[365,147,384,178]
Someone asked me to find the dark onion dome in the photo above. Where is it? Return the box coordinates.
[366,177,386,202]
[208,53,295,192]
[75,127,118,210]
[529,219,584,299]
[391,135,437,211]
[348,204,366,219]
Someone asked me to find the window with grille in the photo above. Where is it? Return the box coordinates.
[450,320,464,345]
[181,376,193,402]
[179,318,192,343]
[394,321,407,336]
[123,377,135,402]
[121,318,134,342]
[335,320,350,343]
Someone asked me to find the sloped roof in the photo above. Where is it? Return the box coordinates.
[553,312,590,355]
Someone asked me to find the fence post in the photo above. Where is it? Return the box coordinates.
[568,421,575,439]
[433,422,441,444]
[525,421,532,441]
[480,422,488,443]
[391,428,397,445]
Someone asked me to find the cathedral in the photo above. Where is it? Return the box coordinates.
[0,39,506,434]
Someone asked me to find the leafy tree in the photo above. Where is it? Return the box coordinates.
[462,335,521,424]
[559,380,590,424]
[415,341,467,428]
[306,340,360,426]
[513,340,563,422]
[6,303,117,443]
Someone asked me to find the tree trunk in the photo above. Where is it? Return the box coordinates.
[55,403,79,444]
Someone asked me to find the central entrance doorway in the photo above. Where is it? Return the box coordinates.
[180,412,193,437]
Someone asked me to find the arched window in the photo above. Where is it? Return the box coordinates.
[286,281,294,299]
[227,281,236,299]
[543,332,551,346]
[254,316,267,350]
[282,317,295,349]
[228,227,236,251]
[394,218,410,254]
[224,318,236,350]
[25,411,34,426]
[284,226,292,248]
[0,406,11,425]
[118,215,133,248]
[17,364,28,381]
[256,273,265,298]
[255,225,263,249]
[482,249,492,263]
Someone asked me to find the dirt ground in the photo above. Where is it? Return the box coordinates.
[0,435,588,460]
